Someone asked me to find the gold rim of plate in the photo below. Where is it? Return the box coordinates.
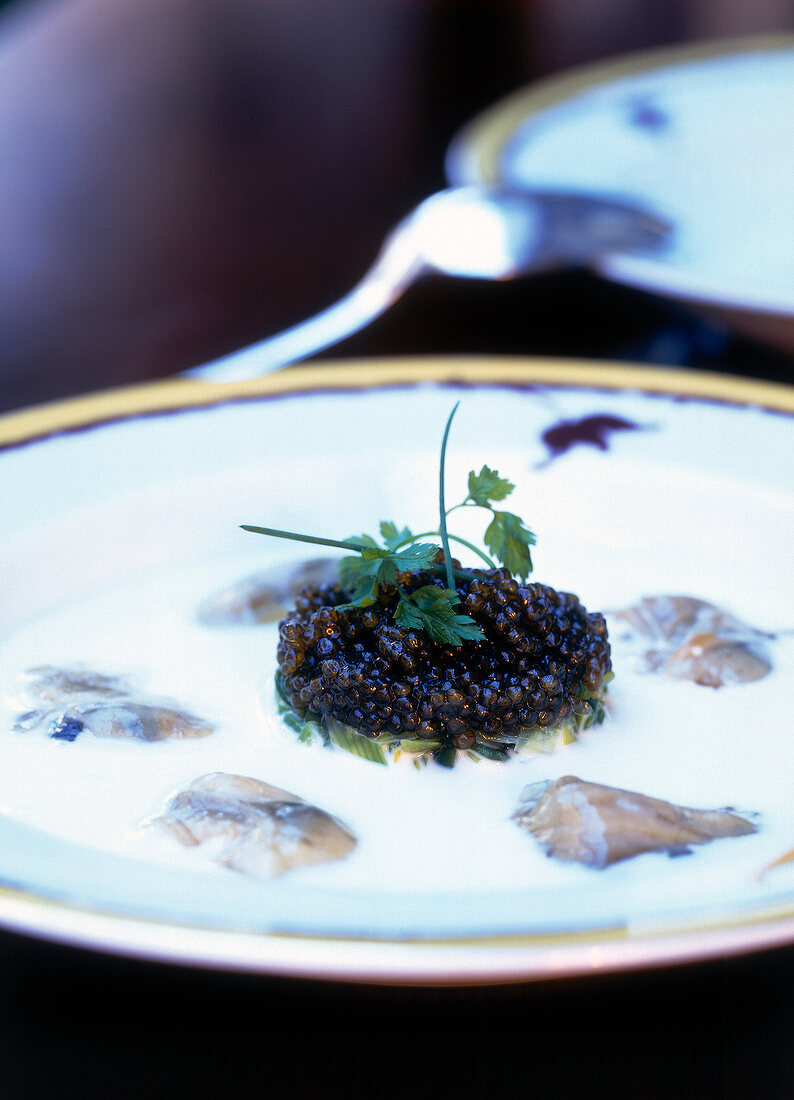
[1,356,793,449]
[449,33,794,186]
[1,355,793,979]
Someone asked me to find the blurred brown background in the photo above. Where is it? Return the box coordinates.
[0,0,792,411]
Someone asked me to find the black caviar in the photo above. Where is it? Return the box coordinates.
[277,567,611,760]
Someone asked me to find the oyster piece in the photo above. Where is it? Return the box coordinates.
[663,631,771,688]
[612,595,773,686]
[69,701,213,741]
[16,700,214,742]
[150,772,356,877]
[513,775,756,868]
[197,558,339,626]
[10,665,214,742]
[611,595,749,644]
[13,665,131,709]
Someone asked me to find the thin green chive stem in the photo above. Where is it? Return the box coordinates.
[240,525,368,552]
[438,403,459,590]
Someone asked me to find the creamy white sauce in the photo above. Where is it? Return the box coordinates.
[0,550,790,904]
[0,383,791,933]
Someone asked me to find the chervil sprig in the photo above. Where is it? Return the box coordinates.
[336,537,440,608]
[450,459,537,579]
[393,584,485,645]
[241,403,537,646]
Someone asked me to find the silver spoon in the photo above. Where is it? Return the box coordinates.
[184,185,670,383]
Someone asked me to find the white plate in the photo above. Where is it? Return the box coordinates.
[448,37,794,321]
[0,358,793,984]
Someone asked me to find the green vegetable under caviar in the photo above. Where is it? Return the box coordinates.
[245,405,611,766]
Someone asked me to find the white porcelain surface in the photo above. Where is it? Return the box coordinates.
[0,363,792,981]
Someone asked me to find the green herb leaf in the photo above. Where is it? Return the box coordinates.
[338,541,439,608]
[467,465,515,506]
[399,737,443,754]
[380,521,413,551]
[337,543,383,605]
[325,717,390,765]
[337,573,380,608]
[433,745,458,768]
[390,542,439,572]
[483,510,536,579]
[471,740,510,762]
[394,585,484,645]
[346,533,380,549]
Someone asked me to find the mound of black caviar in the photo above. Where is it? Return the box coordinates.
[277,566,611,762]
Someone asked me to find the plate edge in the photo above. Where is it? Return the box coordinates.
[445,33,794,186]
[1,357,792,451]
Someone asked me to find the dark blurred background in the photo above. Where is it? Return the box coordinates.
[0,0,791,411]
